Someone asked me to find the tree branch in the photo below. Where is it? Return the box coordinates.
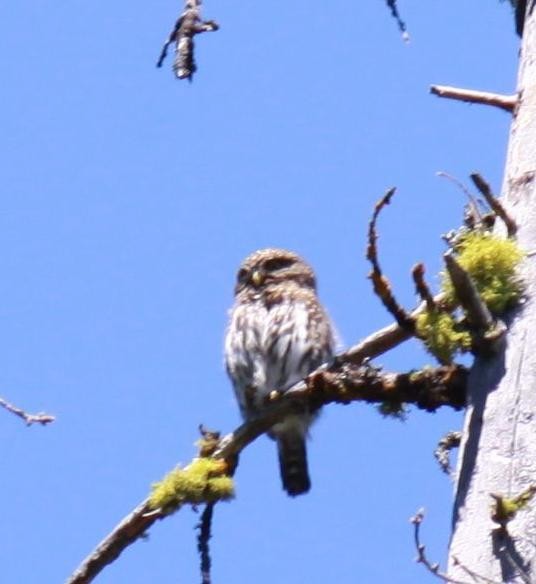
[443,252,506,355]
[384,0,410,41]
[434,430,462,476]
[66,356,466,583]
[411,510,501,584]
[0,396,55,426]
[430,85,518,113]
[367,188,415,333]
[412,263,436,311]
[469,173,517,237]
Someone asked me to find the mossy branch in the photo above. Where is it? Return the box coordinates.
[66,186,525,584]
[65,358,467,584]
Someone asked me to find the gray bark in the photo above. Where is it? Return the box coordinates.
[448,5,536,582]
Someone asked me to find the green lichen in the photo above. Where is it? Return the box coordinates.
[416,310,472,363]
[149,458,234,513]
[443,232,524,314]
[491,485,536,528]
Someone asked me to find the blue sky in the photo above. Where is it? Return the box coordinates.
[1,1,519,583]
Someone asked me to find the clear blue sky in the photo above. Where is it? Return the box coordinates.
[1,1,519,583]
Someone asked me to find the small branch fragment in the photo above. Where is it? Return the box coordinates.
[411,510,462,583]
[367,188,415,333]
[412,264,436,311]
[443,252,506,355]
[197,425,221,457]
[157,0,219,81]
[411,511,498,584]
[0,396,55,426]
[197,503,214,584]
[470,173,517,237]
[434,431,462,475]
[384,0,410,41]
[430,85,517,113]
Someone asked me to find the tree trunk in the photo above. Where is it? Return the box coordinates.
[448,5,536,582]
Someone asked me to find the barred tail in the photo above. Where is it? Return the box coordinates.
[276,431,311,497]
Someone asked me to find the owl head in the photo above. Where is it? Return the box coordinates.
[234,248,316,295]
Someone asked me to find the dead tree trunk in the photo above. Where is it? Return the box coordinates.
[448,4,536,582]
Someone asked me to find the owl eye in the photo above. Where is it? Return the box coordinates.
[237,268,249,283]
[263,257,295,272]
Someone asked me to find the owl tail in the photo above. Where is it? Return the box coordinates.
[276,431,311,497]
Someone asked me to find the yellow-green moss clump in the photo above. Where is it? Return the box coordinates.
[416,310,471,363]
[149,458,234,513]
[443,232,524,314]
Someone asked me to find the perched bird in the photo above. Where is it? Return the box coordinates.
[225,248,335,496]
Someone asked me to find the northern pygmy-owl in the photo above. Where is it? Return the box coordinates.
[225,248,335,496]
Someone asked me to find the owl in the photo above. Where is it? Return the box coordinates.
[225,248,335,496]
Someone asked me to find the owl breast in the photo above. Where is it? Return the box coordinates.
[225,297,333,419]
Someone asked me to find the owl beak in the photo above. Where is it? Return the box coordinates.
[251,270,264,287]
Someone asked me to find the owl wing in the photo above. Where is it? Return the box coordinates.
[224,301,269,419]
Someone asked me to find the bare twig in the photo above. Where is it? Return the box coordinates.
[412,264,436,311]
[437,171,483,226]
[157,0,219,81]
[0,396,55,426]
[430,85,517,113]
[411,511,500,584]
[196,503,214,584]
[434,430,462,475]
[411,510,466,584]
[443,252,506,355]
[384,0,410,41]
[470,173,518,237]
[367,188,415,333]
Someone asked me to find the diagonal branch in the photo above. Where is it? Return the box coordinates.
[469,173,517,237]
[384,0,410,41]
[430,85,518,113]
[0,396,55,426]
[65,346,466,583]
[411,510,502,584]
